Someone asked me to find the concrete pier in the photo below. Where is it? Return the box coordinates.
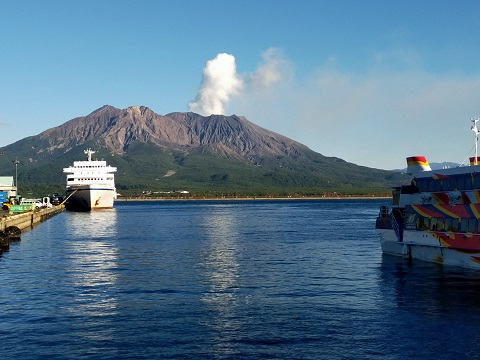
[0,205,65,232]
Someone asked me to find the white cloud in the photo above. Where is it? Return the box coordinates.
[0,119,11,127]
[281,68,480,168]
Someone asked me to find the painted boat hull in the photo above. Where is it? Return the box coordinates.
[65,185,116,211]
[377,228,480,269]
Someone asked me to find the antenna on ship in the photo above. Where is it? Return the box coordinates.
[471,118,480,165]
[84,148,95,161]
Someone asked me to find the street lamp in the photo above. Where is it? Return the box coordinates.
[12,158,19,195]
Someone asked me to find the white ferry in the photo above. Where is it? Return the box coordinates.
[63,149,117,211]
[376,118,480,269]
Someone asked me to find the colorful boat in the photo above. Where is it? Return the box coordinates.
[376,118,480,269]
[63,149,117,211]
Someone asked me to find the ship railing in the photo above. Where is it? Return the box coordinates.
[379,205,389,217]
[389,211,403,242]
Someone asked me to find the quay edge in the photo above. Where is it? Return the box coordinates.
[0,205,65,232]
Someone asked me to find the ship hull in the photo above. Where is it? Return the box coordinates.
[65,185,116,211]
[377,228,480,269]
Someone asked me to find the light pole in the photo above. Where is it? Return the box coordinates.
[12,158,19,195]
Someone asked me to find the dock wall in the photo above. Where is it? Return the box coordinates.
[0,205,65,232]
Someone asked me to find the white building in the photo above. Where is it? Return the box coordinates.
[0,176,17,199]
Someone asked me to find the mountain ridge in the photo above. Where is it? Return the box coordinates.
[37,105,312,161]
[0,105,407,196]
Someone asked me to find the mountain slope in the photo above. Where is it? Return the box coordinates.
[0,105,407,196]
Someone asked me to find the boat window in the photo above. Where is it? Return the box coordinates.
[468,218,477,232]
[418,179,427,192]
[460,218,468,232]
[392,192,400,206]
[477,219,480,233]
[465,175,473,190]
[428,179,435,191]
[421,179,427,191]
[437,218,444,231]
[451,219,459,232]
[424,218,430,230]
[434,179,441,192]
[417,217,427,230]
[474,174,480,189]
[441,180,450,191]
[458,176,466,190]
[449,177,457,191]
[430,218,437,231]
[445,218,452,231]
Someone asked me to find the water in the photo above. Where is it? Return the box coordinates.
[1,199,480,359]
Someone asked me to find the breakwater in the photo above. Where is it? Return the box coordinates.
[0,205,65,232]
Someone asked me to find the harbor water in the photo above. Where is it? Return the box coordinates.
[1,199,480,359]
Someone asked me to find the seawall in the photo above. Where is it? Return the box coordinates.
[0,205,65,232]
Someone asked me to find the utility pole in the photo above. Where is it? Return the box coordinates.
[12,158,19,195]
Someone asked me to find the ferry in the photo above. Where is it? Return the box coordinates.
[63,149,117,211]
[376,118,480,269]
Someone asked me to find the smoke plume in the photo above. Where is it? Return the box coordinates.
[188,53,243,115]
[249,48,284,88]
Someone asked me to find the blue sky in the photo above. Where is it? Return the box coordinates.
[1,1,480,170]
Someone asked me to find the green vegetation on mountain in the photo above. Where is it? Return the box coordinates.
[0,106,407,198]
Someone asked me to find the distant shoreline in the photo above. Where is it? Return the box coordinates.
[116,195,391,202]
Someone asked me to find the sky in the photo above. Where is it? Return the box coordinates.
[1,0,480,170]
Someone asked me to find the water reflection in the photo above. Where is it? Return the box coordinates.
[199,205,242,356]
[379,254,480,315]
[64,210,119,340]
[67,208,118,238]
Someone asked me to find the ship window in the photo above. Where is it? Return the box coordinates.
[475,175,480,189]
[460,218,468,232]
[448,177,456,191]
[428,179,435,191]
[437,218,444,231]
[477,219,480,233]
[430,218,437,231]
[423,217,429,230]
[465,175,473,190]
[451,219,459,232]
[434,179,441,192]
[445,218,452,231]
[418,180,427,192]
[422,180,428,192]
[468,218,477,232]
[442,180,450,191]
[458,176,465,190]
[417,217,426,230]
[424,218,430,230]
